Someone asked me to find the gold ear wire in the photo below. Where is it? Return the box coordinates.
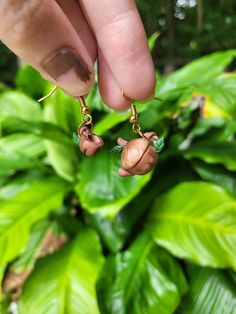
[38,86,58,103]
[122,91,144,138]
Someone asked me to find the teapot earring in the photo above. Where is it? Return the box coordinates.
[39,87,104,156]
[112,92,164,177]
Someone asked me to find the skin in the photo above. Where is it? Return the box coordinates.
[0,0,156,110]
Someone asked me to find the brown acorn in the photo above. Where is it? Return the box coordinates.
[117,132,158,177]
[79,127,104,156]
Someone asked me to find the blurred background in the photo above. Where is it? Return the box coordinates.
[1,0,236,84]
[1,1,236,313]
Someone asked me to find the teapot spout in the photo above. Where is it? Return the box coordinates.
[118,168,133,177]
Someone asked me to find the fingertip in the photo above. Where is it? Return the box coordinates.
[122,61,156,101]
[98,49,130,110]
[100,85,130,110]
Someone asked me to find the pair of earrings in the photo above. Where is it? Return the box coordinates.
[39,89,164,177]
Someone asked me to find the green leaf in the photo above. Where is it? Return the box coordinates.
[183,141,236,171]
[19,229,104,314]
[0,177,68,270]
[146,182,236,270]
[93,101,156,136]
[198,73,236,118]
[110,145,123,154]
[0,134,45,176]
[148,32,159,51]
[43,87,82,133]
[181,265,236,314]
[10,219,51,272]
[15,65,47,98]
[73,132,80,145]
[192,160,236,198]
[0,264,6,297]
[153,137,165,153]
[157,50,236,96]
[43,88,79,182]
[0,291,10,313]
[189,118,226,139]
[76,148,152,218]
[2,117,73,146]
[0,133,45,157]
[0,171,45,201]
[86,157,199,253]
[0,91,42,122]
[93,111,129,135]
[0,150,42,176]
[44,141,78,182]
[97,233,187,314]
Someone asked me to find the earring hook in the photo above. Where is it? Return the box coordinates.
[38,86,58,103]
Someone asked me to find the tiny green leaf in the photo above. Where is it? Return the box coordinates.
[153,137,165,153]
[110,145,123,154]
[72,132,80,145]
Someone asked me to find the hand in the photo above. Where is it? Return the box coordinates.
[0,0,156,110]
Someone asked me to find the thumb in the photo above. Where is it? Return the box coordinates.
[0,0,94,96]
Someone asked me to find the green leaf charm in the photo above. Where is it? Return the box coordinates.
[73,132,80,145]
[153,137,165,153]
[110,145,123,154]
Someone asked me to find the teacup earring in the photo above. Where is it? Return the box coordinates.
[73,96,104,156]
[39,87,104,156]
[113,92,164,177]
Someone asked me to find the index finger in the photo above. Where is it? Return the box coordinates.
[79,0,156,102]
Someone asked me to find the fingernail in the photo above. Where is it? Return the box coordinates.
[42,47,92,94]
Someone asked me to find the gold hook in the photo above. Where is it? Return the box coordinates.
[38,86,58,103]
[77,96,93,133]
[122,91,144,138]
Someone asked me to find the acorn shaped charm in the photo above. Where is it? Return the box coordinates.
[74,127,104,156]
[115,132,164,177]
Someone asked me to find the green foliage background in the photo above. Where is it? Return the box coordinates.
[0,48,236,313]
[1,1,236,313]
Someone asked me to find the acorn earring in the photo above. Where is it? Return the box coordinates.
[113,93,164,177]
[39,87,104,156]
[73,96,104,156]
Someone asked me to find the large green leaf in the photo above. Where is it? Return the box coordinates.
[76,148,151,218]
[19,229,104,314]
[0,134,45,176]
[192,160,236,197]
[157,50,236,96]
[0,177,68,269]
[146,182,236,270]
[181,265,236,314]
[183,141,236,171]
[198,73,236,118]
[10,219,51,272]
[0,91,42,121]
[0,171,46,201]
[43,88,79,182]
[87,157,198,252]
[97,233,187,314]
[2,117,73,146]
[0,134,45,157]
[0,151,42,176]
